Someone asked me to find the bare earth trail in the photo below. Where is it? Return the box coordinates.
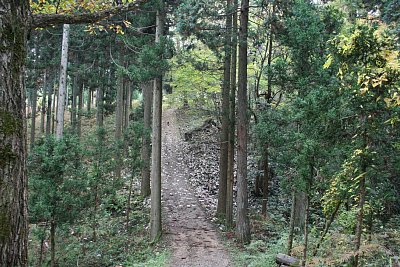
[161,109,231,267]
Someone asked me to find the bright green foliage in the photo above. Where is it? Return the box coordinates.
[326,21,400,109]
[322,18,400,218]
[169,45,220,109]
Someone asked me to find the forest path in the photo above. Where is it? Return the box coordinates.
[161,109,231,267]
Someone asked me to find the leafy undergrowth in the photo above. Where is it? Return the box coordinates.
[230,214,400,267]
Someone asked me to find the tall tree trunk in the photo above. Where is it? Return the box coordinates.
[353,114,367,267]
[77,82,83,138]
[235,0,250,243]
[261,143,269,216]
[255,161,262,197]
[46,73,53,136]
[294,192,307,234]
[124,80,131,129]
[115,69,124,179]
[287,191,296,255]
[50,219,55,267]
[302,195,310,267]
[37,229,46,267]
[56,24,70,139]
[87,88,92,113]
[0,1,29,265]
[71,75,78,133]
[150,2,165,242]
[92,84,104,242]
[40,70,47,135]
[30,86,37,148]
[141,81,153,197]
[96,86,104,128]
[266,25,274,101]
[226,0,238,227]
[52,88,57,134]
[217,0,233,218]
[123,79,130,156]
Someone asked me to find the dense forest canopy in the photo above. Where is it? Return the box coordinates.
[0,0,399,266]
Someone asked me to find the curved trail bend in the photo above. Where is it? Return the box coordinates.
[161,109,231,267]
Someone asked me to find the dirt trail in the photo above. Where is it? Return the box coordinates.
[162,109,231,267]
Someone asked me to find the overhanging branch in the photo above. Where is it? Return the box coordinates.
[30,0,148,29]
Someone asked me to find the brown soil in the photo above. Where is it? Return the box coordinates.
[162,109,231,267]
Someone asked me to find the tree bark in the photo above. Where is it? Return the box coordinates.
[56,24,70,139]
[266,26,274,101]
[294,191,307,234]
[124,79,131,130]
[0,1,29,265]
[46,72,53,136]
[141,81,153,197]
[288,191,296,255]
[50,220,55,267]
[353,114,368,267]
[235,0,250,243]
[150,2,165,242]
[87,87,92,113]
[302,195,310,267]
[71,75,78,133]
[77,82,83,138]
[40,70,47,135]
[255,161,262,197]
[217,0,233,218]
[226,0,238,227]
[115,68,124,179]
[96,86,104,128]
[261,143,269,216]
[30,86,37,148]
[52,87,57,134]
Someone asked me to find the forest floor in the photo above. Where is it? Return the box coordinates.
[161,109,232,267]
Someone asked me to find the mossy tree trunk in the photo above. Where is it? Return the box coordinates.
[0,1,29,265]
